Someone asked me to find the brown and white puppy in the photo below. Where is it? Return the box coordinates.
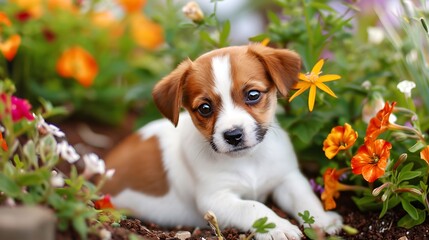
[103,45,342,240]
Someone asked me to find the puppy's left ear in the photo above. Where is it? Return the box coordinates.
[248,44,301,97]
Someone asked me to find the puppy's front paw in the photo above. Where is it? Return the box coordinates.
[314,211,343,235]
[255,219,303,240]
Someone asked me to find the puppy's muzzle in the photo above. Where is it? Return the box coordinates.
[223,128,243,146]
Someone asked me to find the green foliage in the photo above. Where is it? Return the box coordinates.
[252,217,276,234]
[0,80,121,239]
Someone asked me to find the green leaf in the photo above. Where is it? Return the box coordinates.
[23,140,38,168]
[303,228,317,240]
[408,141,425,153]
[267,11,281,26]
[401,198,419,220]
[200,31,217,46]
[309,2,335,12]
[219,20,231,47]
[398,170,421,183]
[252,217,268,228]
[398,209,426,229]
[0,173,21,197]
[73,216,88,240]
[15,170,50,186]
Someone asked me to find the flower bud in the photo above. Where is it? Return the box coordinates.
[182,1,204,23]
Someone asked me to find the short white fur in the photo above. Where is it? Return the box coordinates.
[211,55,260,153]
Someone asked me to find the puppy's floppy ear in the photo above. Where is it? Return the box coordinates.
[247,44,301,97]
[152,59,192,127]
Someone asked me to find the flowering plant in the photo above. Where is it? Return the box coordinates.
[0,79,119,239]
[0,0,234,125]
[319,98,428,229]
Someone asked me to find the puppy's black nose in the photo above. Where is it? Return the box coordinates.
[223,128,243,146]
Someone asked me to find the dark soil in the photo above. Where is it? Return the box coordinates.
[57,116,429,240]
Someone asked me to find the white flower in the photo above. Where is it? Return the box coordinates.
[397,80,416,98]
[37,117,65,138]
[99,228,112,240]
[50,170,65,187]
[367,27,384,45]
[82,153,106,178]
[182,1,204,22]
[105,169,115,179]
[56,141,80,164]
[361,80,372,90]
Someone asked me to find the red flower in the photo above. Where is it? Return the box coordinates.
[94,195,115,210]
[0,132,7,151]
[1,94,35,122]
[365,102,396,142]
[15,11,32,22]
[351,139,392,182]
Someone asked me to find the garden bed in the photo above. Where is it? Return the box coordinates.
[58,117,429,240]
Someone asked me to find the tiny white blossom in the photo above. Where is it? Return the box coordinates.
[99,228,112,240]
[56,141,80,164]
[50,170,65,187]
[105,169,115,179]
[37,118,65,138]
[361,80,372,90]
[367,27,384,45]
[397,80,416,98]
[82,153,106,178]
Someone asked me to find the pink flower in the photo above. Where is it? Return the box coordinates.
[1,94,35,122]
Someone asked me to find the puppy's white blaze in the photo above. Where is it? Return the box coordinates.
[211,55,259,153]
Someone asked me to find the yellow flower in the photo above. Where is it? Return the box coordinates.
[289,59,341,111]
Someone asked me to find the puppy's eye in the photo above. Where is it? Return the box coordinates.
[245,90,261,105]
[197,103,213,117]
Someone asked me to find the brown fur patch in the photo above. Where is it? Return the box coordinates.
[102,134,169,197]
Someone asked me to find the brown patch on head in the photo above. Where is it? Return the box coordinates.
[102,134,168,197]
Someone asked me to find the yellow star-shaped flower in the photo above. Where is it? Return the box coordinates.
[289,59,341,111]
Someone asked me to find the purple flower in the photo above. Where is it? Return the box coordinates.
[310,178,324,195]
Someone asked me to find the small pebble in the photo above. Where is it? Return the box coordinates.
[175,231,191,240]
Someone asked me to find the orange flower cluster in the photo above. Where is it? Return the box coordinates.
[0,12,21,61]
[0,132,7,151]
[320,102,397,209]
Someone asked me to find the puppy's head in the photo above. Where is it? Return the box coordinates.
[152,44,301,154]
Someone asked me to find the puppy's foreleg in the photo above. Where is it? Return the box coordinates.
[272,170,343,235]
[197,191,303,240]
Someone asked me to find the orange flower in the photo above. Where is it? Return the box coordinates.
[117,0,146,13]
[0,132,8,151]
[0,35,21,61]
[56,46,98,87]
[0,12,12,27]
[94,195,115,210]
[91,11,124,38]
[321,168,350,210]
[365,101,396,142]
[420,145,429,165]
[351,139,392,183]
[323,123,358,159]
[130,14,164,49]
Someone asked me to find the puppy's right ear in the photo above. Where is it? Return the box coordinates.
[152,59,192,127]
